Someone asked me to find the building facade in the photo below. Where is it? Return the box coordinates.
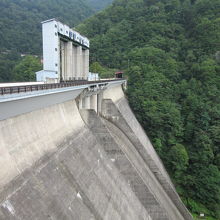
[36,19,90,82]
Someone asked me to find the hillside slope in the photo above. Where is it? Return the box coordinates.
[0,0,112,55]
[84,0,113,11]
[78,0,220,218]
[0,0,113,83]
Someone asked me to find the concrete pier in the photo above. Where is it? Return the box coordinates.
[72,45,77,79]
[76,46,82,80]
[66,41,73,80]
[90,94,98,112]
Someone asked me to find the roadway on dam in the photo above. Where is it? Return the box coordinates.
[0,79,126,121]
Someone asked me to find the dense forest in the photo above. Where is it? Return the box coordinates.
[0,0,113,54]
[0,0,90,54]
[78,0,220,219]
[0,0,113,82]
[85,0,113,11]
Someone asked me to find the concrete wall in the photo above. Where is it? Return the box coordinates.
[42,20,59,72]
[80,110,170,220]
[0,99,152,220]
[103,85,172,184]
[0,100,84,191]
[102,84,193,220]
[0,83,192,219]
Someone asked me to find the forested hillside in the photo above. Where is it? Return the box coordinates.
[84,0,113,11]
[0,0,112,82]
[78,0,220,218]
[0,0,112,55]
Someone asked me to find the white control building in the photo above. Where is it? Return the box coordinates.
[36,19,90,82]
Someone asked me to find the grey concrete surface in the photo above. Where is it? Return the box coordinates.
[0,82,192,220]
[100,96,193,220]
[0,87,85,121]
[80,109,169,220]
[0,99,152,220]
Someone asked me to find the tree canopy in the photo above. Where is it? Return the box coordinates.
[13,56,42,82]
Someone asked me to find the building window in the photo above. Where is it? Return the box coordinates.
[55,48,57,51]
[55,24,57,28]
[60,28,63,32]
[55,32,58,36]
[55,63,58,67]
[66,31,68,34]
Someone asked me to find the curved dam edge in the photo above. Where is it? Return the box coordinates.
[102,85,193,220]
[80,109,172,220]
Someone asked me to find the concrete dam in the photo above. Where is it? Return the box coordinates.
[0,81,193,220]
[0,19,193,220]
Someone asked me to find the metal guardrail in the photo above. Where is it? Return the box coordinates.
[0,79,124,95]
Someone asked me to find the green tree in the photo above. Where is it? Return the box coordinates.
[0,51,21,82]
[168,144,189,175]
[90,61,104,73]
[13,56,42,82]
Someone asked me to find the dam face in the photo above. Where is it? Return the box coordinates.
[0,83,193,220]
